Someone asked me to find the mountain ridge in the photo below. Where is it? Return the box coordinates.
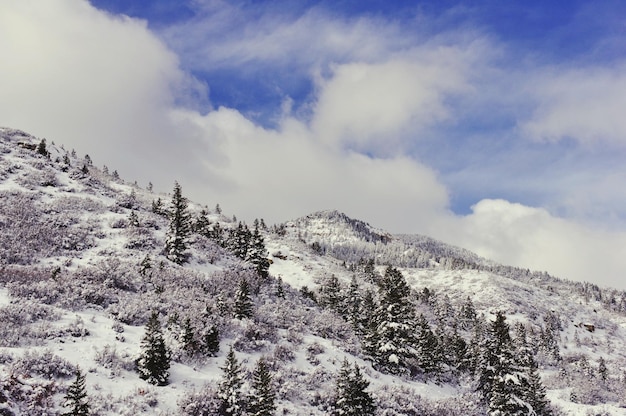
[1,127,626,415]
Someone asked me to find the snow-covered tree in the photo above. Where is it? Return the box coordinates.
[202,325,220,356]
[165,181,192,265]
[136,311,171,386]
[370,266,418,375]
[233,279,253,320]
[332,359,376,416]
[415,314,443,375]
[477,312,530,415]
[62,368,89,416]
[218,347,245,416]
[246,223,270,278]
[248,357,276,416]
[194,208,212,238]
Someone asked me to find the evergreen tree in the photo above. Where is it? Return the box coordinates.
[415,314,442,375]
[248,357,276,416]
[276,276,285,298]
[360,289,380,357]
[218,347,245,416]
[37,138,48,157]
[151,197,165,216]
[128,210,140,227]
[233,279,253,320]
[202,325,220,356]
[477,312,529,415]
[139,254,152,277]
[460,296,478,329]
[246,223,270,278]
[523,358,553,416]
[62,368,90,416]
[165,181,192,264]
[136,311,171,386]
[194,208,212,237]
[371,266,418,375]
[345,275,362,330]
[598,356,608,384]
[332,359,376,416]
[319,274,344,313]
[181,317,198,354]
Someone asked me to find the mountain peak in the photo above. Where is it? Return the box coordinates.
[290,209,392,244]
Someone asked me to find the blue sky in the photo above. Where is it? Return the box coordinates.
[2,0,626,287]
[89,0,626,218]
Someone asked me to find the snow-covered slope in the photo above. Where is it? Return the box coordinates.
[2,127,626,415]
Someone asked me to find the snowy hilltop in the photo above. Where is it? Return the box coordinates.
[1,127,626,415]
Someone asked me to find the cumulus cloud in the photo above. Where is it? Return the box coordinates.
[522,64,626,144]
[312,52,469,153]
[0,0,209,186]
[429,199,626,288]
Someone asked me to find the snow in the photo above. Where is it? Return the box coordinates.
[2,129,626,414]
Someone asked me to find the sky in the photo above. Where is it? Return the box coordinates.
[2,0,626,289]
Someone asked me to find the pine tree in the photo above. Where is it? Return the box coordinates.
[276,276,285,298]
[181,317,198,354]
[319,274,344,313]
[218,347,245,416]
[248,357,276,416]
[345,275,362,330]
[194,208,212,237]
[415,314,442,375]
[372,266,418,375]
[62,368,90,416]
[165,181,192,264]
[595,355,606,378]
[136,311,171,386]
[246,223,270,278]
[37,138,48,157]
[477,312,529,415]
[202,325,220,356]
[224,222,246,259]
[333,359,376,416]
[233,279,253,320]
[360,289,380,358]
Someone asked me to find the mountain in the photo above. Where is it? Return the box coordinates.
[1,126,626,415]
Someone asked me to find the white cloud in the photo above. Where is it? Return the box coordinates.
[311,52,469,153]
[162,5,410,71]
[429,199,626,288]
[0,0,208,186]
[522,64,626,144]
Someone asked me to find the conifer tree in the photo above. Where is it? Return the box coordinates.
[194,208,212,237]
[345,275,362,330]
[165,181,192,264]
[598,356,608,384]
[360,289,380,357]
[37,138,48,157]
[248,357,276,416]
[415,314,442,375]
[276,276,285,298]
[218,347,245,416]
[371,266,418,375]
[246,223,270,278]
[136,311,171,386]
[202,325,220,356]
[319,274,344,313]
[62,368,90,416]
[477,312,529,415]
[332,359,376,416]
[233,279,253,320]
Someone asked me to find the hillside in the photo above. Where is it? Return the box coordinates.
[1,126,626,415]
